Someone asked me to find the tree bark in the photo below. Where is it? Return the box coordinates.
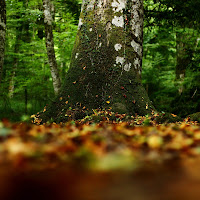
[43,0,61,95]
[0,0,6,86]
[8,23,23,98]
[8,0,30,98]
[8,69,16,98]
[175,30,197,94]
[40,0,154,123]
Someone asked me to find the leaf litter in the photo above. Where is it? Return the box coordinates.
[1,113,200,200]
[0,112,200,171]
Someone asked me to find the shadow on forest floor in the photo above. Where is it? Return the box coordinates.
[0,118,200,200]
[1,158,200,200]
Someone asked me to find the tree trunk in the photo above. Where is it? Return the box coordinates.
[8,69,16,98]
[43,0,61,95]
[175,30,196,94]
[0,0,6,86]
[8,24,23,98]
[8,0,30,98]
[40,0,154,123]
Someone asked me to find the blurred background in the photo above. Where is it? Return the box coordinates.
[0,0,199,121]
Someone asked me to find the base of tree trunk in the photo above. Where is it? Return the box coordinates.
[187,112,200,122]
[36,65,155,124]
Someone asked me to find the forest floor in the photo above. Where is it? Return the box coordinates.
[0,113,200,200]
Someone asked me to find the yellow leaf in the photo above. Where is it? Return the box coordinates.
[43,106,46,112]
[106,101,110,104]
[147,135,163,149]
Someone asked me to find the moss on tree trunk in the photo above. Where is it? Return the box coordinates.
[38,0,155,123]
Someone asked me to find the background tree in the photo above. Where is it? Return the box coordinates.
[43,0,61,95]
[175,29,198,94]
[0,0,6,85]
[8,8,24,98]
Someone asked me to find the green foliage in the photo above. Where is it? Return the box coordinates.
[144,0,200,27]
[143,0,200,117]
[0,0,80,121]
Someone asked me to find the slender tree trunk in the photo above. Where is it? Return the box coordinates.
[43,0,61,95]
[175,32,188,94]
[8,69,16,98]
[8,38,19,99]
[175,30,196,94]
[0,0,6,86]
[8,25,22,98]
[25,86,28,114]
[8,0,30,98]
[40,0,154,123]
